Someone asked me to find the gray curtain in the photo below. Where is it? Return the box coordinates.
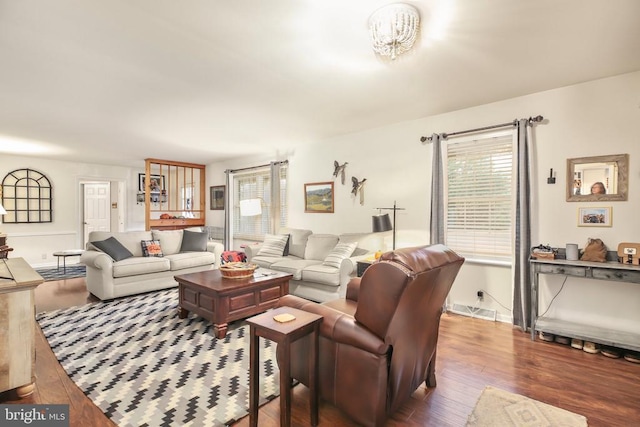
[269,161,283,234]
[429,133,445,245]
[223,170,232,251]
[512,119,532,331]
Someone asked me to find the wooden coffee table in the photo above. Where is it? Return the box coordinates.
[174,268,292,338]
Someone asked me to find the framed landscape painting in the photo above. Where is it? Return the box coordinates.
[578,206,612,227]
[304,182,334,213]
[210,185,225,210]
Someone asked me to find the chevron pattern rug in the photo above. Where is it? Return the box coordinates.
[36,289,281,426]
[35,264,86,281]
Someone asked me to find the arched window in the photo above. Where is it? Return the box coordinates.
[1,168,52,223]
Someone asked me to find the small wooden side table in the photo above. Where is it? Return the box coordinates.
[246,306,323,427]
[52,249,84,273]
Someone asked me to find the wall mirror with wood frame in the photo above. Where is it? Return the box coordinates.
[566,154,628,201]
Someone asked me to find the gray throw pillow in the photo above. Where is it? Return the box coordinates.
[180,230,208,252]
[92,236,134,261]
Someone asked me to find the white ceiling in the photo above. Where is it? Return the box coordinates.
[1,0,639,167]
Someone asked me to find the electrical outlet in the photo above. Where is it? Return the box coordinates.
[477,290,484,300]
[41,253,47,259]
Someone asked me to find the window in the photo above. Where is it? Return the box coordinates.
[443,131,514,260]
[1,168,53,223]
[233,165,287,240]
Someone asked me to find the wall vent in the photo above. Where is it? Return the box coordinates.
[449,303,497,322]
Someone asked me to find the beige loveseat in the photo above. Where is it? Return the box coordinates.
[81,228,223,300]
[244,227,379,302]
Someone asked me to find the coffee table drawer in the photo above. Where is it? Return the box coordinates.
[229,285,282,311]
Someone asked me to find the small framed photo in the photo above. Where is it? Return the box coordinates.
[578,206,612,227]
[138,173,165,192]
[304,182,334,213]
[210,185,225,210]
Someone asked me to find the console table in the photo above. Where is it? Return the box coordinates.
[530,258,640,352]
[0,258,44,397]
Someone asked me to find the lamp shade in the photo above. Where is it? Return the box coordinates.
[240,199,262,216]
[372,213,392,233]
[0,203,6,215]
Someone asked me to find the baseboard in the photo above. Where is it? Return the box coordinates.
[449,303,498,322]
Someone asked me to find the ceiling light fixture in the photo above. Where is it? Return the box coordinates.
[369,3,420,60]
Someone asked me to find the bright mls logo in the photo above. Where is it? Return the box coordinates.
[0,405,69,426]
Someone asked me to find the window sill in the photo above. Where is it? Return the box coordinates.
[462,257,512,268]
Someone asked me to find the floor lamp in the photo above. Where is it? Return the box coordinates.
[372,201,405,250]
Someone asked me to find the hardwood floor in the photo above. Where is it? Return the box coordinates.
[1,277,639,426]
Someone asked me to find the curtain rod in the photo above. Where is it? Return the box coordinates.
[419,115,543,144]
[225,160,288,174]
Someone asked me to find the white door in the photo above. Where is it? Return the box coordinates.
[84,182,111,246]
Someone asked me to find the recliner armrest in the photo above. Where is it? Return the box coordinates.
[278,294,388,355]
[345,277,361,301]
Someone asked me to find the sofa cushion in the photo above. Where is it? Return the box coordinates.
[257,234,289,257]
[93,237,134,261]
[251,254,297,269]
[166,252,216,270]
[152,230,183,255]
[269,259,323,280]
[280,228,313,258]
[304,234,339,261]
[180,230,208,252]
[112,256,170,277]
[323,242,357,268]
[141,240,163,257]
[302,264,341,287]
[89,231,152,257]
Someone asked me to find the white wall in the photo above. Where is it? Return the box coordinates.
[0,156,144,266]
[208,71,640,332]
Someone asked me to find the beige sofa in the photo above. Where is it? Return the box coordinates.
[81,228,223,300]
[244,228,379,302]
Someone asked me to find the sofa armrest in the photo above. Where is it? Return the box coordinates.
[206,241,224,268]
[277,294,388,355]
[244,244,263,261]
[80,250,113,272]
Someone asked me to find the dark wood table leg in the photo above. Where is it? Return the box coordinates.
[280,337,291,427]
[310,323,319,426]
[213,323,228,339]
[249,325,259,427]
[178,307,188,319]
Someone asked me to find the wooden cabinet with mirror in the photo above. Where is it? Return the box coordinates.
[143,158,206,230]
[566,154,628,202]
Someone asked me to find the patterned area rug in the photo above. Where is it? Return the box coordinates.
[37,289,281,426]
[35,264,86,281]
[466,386,588,426]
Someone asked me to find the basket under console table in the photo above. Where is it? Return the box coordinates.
[530,258,640,352]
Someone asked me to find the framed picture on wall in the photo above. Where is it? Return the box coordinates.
[304,182,334,213]
[138,173,165,192]
[578,206,612,227]
[210,185,225,210]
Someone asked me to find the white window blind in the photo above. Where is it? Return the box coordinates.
[444,133,514,260]
[233,165,287,240]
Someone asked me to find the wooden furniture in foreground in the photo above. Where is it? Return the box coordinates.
[0,258,44,397]
[531,257,640,351]
[0,233,13,259]
[174,268,292,338]
[246,306,322,427]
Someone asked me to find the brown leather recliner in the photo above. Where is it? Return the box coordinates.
[276,244,465,427]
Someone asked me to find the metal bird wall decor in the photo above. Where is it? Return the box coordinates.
[333,160,348,185]
[351,176,367,205]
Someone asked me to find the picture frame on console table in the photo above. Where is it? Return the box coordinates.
[304,182,334,213]
[210,185,225,210]
[578,206,612,227]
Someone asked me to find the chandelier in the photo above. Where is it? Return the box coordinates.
[369,3,420,60]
